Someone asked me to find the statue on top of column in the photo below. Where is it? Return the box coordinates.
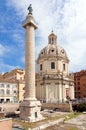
[28,4,33,14]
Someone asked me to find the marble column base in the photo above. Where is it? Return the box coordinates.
[19,99,43,122]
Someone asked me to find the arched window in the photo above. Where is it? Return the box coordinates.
[51,62,55,69]
[52,37,54,44]
[14,90,17,94]
[1,84,4,88]
[40,64,42,71]
[49,38,52,44]
[63,64,65,71]
[6,84,10,88]
[6,90,10,95]
[0,89,4,95]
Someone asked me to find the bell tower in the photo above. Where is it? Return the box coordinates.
[48,31,57,45]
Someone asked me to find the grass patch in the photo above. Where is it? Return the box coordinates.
[13,113,66,129]
[69,128,78,130]
[64,112,81,121]
[13,112,82,129]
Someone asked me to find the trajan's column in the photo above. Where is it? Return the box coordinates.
[20,5,42,122]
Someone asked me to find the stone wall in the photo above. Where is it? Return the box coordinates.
[42,103,72,112]
[0,118,12,130]
[0,103,19,113]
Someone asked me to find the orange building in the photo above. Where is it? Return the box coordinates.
[2,68,25,80]
[0,68,25,102]
[74,70,86,99]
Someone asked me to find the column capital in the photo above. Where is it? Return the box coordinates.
[23,13,38,29]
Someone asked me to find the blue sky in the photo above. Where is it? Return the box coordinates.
[0,0,86,73]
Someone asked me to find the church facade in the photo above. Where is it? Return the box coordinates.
[36,32,74,103]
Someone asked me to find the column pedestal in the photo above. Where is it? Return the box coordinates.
[20,100,42,122]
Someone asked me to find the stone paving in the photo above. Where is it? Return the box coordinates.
[45,113,86,130]
[65,114,86,130]
[13,111,86,130]
[31,118,64,130]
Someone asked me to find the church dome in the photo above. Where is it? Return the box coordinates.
[37,32,69,62]
[37,31,69,76]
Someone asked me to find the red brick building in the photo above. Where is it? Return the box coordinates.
[74,70,86,98]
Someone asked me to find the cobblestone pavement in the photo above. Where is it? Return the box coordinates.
[45,114,86,130]
[45,123,81,130]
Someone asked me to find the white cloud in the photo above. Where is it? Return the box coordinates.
[61,0,86,72]
[0,44,21,73]
[0,44,10,56]
[0,61,20,73]
[12,32,25,48]
[0,44,6,56]
[6,0,86,72]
